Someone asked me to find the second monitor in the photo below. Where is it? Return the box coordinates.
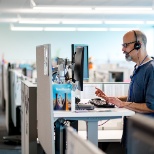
[71,44,89,81]
[72,46,84,91]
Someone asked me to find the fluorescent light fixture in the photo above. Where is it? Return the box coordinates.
[44,27,76,31]
[32,10,153,14]
[19,19,60,24]
[109,28,139,31]
[9,24,140,32]
[0,18,18,23]
[146,21,154,24]
[18,19,102,24]
[11,27,43,31]
[61,20,102,24]
[95,7,152,11]
[31,5,154,14]
[77,28,108,31]
[104,21,144,24]
[10,24,43,31]
[33,6,92,11]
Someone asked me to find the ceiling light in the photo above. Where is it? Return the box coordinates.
[18,19,102,24]
[33,6,92,11]
[0,18,18,23]
[109,28,139,31]
[19,19,60,24]
[95,7,152,11]
[31,5,153,14]
[10,24,43,31]
[104,21,144,24]
[44,27,76,31]
[61,20,102,24]
[77,28,108,31]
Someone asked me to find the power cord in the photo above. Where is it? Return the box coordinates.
[98,119,110,126]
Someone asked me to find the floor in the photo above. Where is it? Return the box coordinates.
[0,105,21,154]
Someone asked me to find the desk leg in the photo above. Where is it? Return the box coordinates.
[86,121,98,146]
[55,121,66,154]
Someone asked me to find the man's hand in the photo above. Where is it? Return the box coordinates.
[107,97,125,108]
[95,87,125,107]
[95,87,109,101]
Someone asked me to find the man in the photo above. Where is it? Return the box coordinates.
[95,30,154,151]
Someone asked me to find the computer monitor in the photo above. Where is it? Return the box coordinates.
[71,44,89,81]
[109,71,123,82]
[66,126,105,154]
[127,114,154,154]
[73,46,84,91]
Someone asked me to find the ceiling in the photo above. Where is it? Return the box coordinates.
[1,0,154,31]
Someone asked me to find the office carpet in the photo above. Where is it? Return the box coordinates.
[0,106,21,154]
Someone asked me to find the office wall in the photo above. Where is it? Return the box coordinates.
[0,25,154,63]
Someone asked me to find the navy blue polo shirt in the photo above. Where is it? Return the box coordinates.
[127,59,154,116]
[122,60,154,149]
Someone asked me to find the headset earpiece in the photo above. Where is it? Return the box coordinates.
[133,30,141,50]
[134,41,141,50]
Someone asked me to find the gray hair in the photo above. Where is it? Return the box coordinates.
[135,30,147,47]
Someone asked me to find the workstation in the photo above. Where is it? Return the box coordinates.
[1,0,154,154]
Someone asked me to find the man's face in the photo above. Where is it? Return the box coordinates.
[122,32,136,61]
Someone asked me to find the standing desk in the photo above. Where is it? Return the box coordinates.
[54,108,135,147]
[36,44,135,154]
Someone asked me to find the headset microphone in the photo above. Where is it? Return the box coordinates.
[125,47,135,55]
[125,47,135,61]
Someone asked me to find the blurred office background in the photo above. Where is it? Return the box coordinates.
[0,0,154,87]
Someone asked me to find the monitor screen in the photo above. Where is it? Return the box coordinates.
[127,114,154,154]
[71,44,89,80]
[73,46,84,91]
[109,71,123,82]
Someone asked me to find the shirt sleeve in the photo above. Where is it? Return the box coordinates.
[145,67,154,110]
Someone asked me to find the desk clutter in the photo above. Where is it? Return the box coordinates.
[89,98,115,108]
[75,98,115,110]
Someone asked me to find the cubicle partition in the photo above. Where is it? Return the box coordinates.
[21,80,37,154]
[36,44,55,154]
[10,70,24,132]
[80,82,129,99]
[66,126,105,154]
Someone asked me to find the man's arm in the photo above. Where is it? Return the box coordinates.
[117,96,127,102]
[107,97,154,113]
[122,102,154,113]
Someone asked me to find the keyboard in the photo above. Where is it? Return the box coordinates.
[75,104,95,110]
[89,98,115,108]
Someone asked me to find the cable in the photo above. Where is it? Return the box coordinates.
[98,119,110,126]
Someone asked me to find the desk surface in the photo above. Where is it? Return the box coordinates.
[54,108,134,147]
[54,108,135,118]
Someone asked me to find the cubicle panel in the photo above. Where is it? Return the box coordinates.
[10,70,16,126]
[3,63,9,132]
[0,63,3,108]
[21,81,25,154]
[67,127,105,154]
[9,70,22,127]
[80,82,129,99]
[103,82,129,97]
[36,44,55,154]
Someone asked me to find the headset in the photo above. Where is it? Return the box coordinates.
[133,30,141,50]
